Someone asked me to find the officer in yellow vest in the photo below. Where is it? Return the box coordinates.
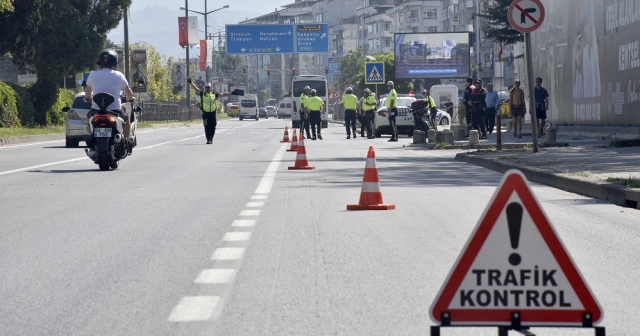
[299,86,312,139]
[305,89,325,140]
[340,87,360,139]
[189,79,230,144]
[362,88,377,139]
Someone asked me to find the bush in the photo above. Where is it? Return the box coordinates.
[0,82,21,127]
[0,81,75,127]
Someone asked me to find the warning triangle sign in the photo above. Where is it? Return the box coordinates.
[367,66,382,81]
[429,170,603,327]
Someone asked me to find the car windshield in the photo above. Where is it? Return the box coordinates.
[293,81,327,97]
[72,97,92,109]
[241,100,256,107]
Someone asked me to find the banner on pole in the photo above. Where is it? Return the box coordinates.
[130,49,148,93]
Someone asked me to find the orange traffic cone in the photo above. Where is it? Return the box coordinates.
[288,134,315,170]
[347,146,395,210]
[281,126,290,143]
[287,129,299,152]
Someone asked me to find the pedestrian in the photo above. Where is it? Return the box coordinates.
[509,80,526,138]
[462,77,475,137]
[484,83,501,134]
[340,87,360,139]
[444,97,454,120]
[299,86,312,139]
[385,81,398,142]
[470,79,488,139]
[362,88,377,139]
[188,78,229,144]
[534,77,550,136]
[305,89,325,140]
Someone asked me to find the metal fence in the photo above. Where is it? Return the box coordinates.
[138,102,202,122]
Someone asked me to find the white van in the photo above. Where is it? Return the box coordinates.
[291,75,328,128]
[239,94,259,121]
[278,97,292,119]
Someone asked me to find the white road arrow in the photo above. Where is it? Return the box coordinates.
[288,30,292,35]
[241,48,246,52]
[320,33,326,39]
[276,47,281,52]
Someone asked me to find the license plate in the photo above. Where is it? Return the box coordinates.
[94,127,112,137]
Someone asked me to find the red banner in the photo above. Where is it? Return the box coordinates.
[178,17,188,48]
[199,40,206,70]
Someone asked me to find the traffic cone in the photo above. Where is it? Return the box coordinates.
[288,134,315,170]
[281,126,290,143]
[347,146,395,210]
[287,129,299,152]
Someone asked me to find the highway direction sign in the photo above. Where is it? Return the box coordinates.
[295,24,329,53]
[226,24,294,54]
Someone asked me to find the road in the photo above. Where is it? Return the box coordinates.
[1,119,638,335]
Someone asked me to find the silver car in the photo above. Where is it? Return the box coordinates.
[63,93,92,147]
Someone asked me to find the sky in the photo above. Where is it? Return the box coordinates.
[108,0,293,58]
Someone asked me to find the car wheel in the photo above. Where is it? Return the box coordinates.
[439,117,450,126]
[65,136,79,148]
[408,130,414,137]
[375,130,382,138]
[239,116,243,121]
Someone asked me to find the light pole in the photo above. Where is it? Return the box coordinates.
[180,3,229,82]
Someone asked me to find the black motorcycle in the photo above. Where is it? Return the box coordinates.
[410,99,437,133]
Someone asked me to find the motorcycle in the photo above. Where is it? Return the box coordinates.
[410,99,437,133]
[84,93,140,171]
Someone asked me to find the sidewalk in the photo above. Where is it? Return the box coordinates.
[451,127,640,210]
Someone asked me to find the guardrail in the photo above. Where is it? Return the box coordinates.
[138,102,201,122]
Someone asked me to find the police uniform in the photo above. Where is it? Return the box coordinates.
[470,85,488,138]
[305,96,324,140]
[463,84,475,136]
[341,93,359,138]
[200,91,218,143]
[386,88,398,141]
[362,94,377,138]
[299,92,311,139]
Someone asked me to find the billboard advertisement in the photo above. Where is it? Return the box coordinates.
[531,0,640,127]
[394,32,470,79]
[172,62,186,94]
[130,49,147,93]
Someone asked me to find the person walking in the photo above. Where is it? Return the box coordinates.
[484,83,500,134]
[470,79,488,139]
[462,77,475,137]
[188,79,229,144]
[509,80,526,138]
[534,77,550,136]
[362,88,377,139]
[341,87,360,139]
[444,97,454,120]
[299,86,312,139]
[385,81,398,142]
[306,89,325,140]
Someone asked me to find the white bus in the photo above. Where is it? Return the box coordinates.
[239,94,258,121]
[291,75,328,129]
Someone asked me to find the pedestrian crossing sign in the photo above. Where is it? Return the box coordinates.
[365,62,385,84]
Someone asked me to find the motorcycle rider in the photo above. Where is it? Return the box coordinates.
[305,89,325,140]
[340,87,360,139]
[299,86,312,139]
[423,88,437,129]
[470,79,488,139]
[84,49,135,152]
[188,79,229,144]
[362,88,377,139]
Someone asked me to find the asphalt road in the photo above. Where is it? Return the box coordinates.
[1,119,638,335]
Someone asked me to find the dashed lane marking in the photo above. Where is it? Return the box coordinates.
[211,247,245,260]
[232,219,256,227]
[194,269,237,284]
[239,210,261,216]
[167,296,220,322]
[223,232,252,242]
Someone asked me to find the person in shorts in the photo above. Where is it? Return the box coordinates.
[534,77,550,136]
[509,80,526,138]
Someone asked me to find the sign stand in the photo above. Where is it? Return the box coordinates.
[430,317,606,335]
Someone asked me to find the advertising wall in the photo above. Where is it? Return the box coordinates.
[394,32,470,79]
[531,0,640,126]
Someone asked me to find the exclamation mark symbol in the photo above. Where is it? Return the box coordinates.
[506,203,523,266]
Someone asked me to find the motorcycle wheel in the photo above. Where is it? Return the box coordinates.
[98,150,110,171]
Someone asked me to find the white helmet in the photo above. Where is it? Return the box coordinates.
[205,82,212,88]
[386,81,394,87]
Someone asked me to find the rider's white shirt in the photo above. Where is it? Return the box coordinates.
[86,69,129,110]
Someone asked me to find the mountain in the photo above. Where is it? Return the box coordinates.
[107,5,261,58]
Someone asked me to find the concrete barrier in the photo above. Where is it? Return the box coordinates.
[435,131,446,143]
[444,130,455,145]
[427,129,436,143]
[545,127,557,144]
[469,130,479,145]
[412,130,426,144]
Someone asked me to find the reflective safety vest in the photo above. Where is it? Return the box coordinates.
[300,93,308,109]
[363,95,377,110]
[306,96,324,111]
[202,92,217,112]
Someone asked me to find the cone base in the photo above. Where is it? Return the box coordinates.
[286,149,298,152]
[281,140,290,143]
[288,166,315,170]
[347,204,396,210]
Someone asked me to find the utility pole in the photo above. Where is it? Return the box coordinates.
[185,0,191,118]
[124,6,130,82]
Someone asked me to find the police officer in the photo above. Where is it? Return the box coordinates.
[470,79,488,139]
[305,89,325,140]
[461,77,475,137]
[423,88,437,130]
[299,86,312,139]
[341,87,360,139]
[362,88,377,139]
[385,81,398,142]
[189,79,229,144]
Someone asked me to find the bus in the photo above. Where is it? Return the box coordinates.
[239,94,259,121]
[291,75,328,129]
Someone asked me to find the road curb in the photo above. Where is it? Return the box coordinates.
[0,134,65,146]
[455,153,640,209]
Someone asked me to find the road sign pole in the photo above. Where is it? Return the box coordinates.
[525,32,538,153]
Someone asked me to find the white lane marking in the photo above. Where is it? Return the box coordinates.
[0,139,62,149]
[245,202,264,207]
[223,232,251,242]
[239,210,261,216]
[167,296,220,322]
[0,158,86,176]
[232,219,256,227]
[194,269,236,284]
[254,145,287,194]
[251,195,268,200]
[211,247,245,260]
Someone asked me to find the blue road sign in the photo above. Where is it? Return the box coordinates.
[295,24,329,53]
[365,62,385,84]
[328,58,341,74]
[226,24,294,54]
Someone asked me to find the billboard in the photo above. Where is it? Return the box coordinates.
[531,0,640,127]
[130,49,147,93]
[172,62,186,94]
[394,32,470,79]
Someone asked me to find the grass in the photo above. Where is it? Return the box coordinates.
[605,176,640,188]
[434,142,449,149]
[0,126,65,137]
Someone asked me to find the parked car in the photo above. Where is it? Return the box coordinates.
[63,93,92,147]
[278,98,292,118]
[373,96,451,137]
[258,107,268,119]
[265,106,278,118]
[227,104,240,117]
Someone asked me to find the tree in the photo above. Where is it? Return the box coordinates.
[338,48,364,94]
[130,42,184,103]
[475,0,523,45]
[0,0,13,13]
